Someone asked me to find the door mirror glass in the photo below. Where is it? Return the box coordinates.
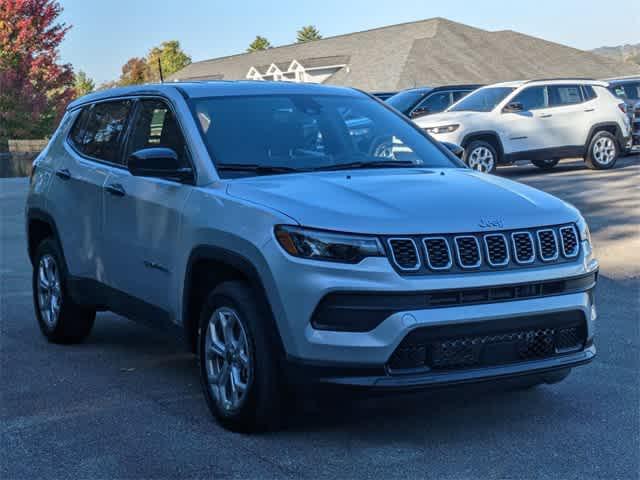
[128,147,193,182]
[503,102,524,113]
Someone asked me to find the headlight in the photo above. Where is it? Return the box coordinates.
[275,226,384,263]
[424,124,459,135]
[576,216,592,244]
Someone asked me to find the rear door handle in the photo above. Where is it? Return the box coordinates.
[539,114,553,118]
[104,183,126,197]
[584,108,595,112]
[55,168,71,180]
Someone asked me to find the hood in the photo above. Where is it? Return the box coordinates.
[414,110,489,127]
[226,169,578,235]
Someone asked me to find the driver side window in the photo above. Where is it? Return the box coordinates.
[127,99,189,167]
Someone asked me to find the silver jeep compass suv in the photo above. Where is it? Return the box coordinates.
[26,81,598,432]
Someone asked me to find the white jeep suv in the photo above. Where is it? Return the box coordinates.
[415,79,631,173]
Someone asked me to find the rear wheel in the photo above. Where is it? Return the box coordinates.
[532,159,559,170]
[32,238,95,344]
[198,281,283,432]
[464,140,498,173]
[585,131,619,170]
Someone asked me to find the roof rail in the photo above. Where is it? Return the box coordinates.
[523,77,595,83]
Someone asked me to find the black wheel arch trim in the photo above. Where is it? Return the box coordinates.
[461,131,505,162]
[26,208,64,267]
[586,122,623,148]
[182,245,286,356]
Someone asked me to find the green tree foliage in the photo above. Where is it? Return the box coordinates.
[247,36,272,52]
[296,25,322,43]
[73,70,95,98]
[145,40,192,82]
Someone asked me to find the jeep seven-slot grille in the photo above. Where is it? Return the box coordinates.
[385,224,580,274]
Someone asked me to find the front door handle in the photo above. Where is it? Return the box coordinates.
[104,183,126,197]
[55,168,71,180]
[539,114,553,118]
[584,108,595,112]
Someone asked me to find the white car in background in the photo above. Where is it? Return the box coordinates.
[415,79,631,173]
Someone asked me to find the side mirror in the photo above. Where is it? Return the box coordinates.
[410,107,430,119]
[128,147,193,183]
[503,102,524,113]
[441,141,464,159]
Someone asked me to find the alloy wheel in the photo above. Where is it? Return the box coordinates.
[593,137,616,165]
[37,254,62,328]
[204,307,252,412]
[467,146,495,173]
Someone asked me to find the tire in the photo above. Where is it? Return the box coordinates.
[32,238,95,344]
[532,159,559,170]
[198,281,283,432]
[584,131,619,170]
[463,140,498,173]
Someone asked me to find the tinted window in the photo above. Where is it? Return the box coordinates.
[511,86,548,110]
[80,100,132,163]
[386,89,431,114]
[127,99,189,167]
[192,94,458,178]
[613,82,640,100]
[414,91,451,114]
[582,85,597,101]
[449,87,515,112]
[452,90,472,102]
[548,85,583,107]
[69,107,92,146]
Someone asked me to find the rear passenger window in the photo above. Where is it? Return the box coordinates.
[80,100,133,164]
[512,86,548,110]
[548,85,583,107]
[126,99,190,167]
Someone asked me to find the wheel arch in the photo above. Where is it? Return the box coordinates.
[26,208,63,267]
[585,122,622,148]
[461,131,505,163]
[182,245,285,356]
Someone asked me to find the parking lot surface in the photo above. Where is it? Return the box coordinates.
[1,156,639,479]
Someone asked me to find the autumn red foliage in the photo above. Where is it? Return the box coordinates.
[0,0,74,148]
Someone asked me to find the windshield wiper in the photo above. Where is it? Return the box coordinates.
[215,163,303,174]
[314,160,417,171]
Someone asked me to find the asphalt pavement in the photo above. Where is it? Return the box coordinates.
[1,156,639,479]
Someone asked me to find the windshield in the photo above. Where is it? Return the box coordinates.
[386,89,431,113]
[191,93,459,178]
[449,87,515,112]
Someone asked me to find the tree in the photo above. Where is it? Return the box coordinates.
[0,0,75,148]
[145,40,191,82]
[73,70,95,98]
[296,25,322,43]
[119,57,148,86]
[247,36,271,52]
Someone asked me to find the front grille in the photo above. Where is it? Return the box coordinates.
[387,238,420,271]
[454,236,481,268]
[559,226,579,258]
[537,229,559,261]
[484,234,509,266]
[385,224,580,273]
[423,237,452,270]
[387,312,587,372]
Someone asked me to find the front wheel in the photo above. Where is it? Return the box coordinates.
[32,238,95,344]
[584,131,619,170]
[464,140,498,173]
[532,159,559,170]
[198,281,283,432]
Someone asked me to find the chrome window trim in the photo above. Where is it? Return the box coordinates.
[387,238,421,271]
[511,231,536,264]
[453,235,482,269]
[536,228,559,262]
[483,233,510,267]
[559,225,580,258]
[422,236,453,270]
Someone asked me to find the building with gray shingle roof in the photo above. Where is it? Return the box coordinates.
[169,18,640,90]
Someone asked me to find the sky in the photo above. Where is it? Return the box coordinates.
[58,0,640,85]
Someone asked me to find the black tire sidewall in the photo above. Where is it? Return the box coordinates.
[586,131,618,170]
[197,281,282,432]
[464,140,498,173]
